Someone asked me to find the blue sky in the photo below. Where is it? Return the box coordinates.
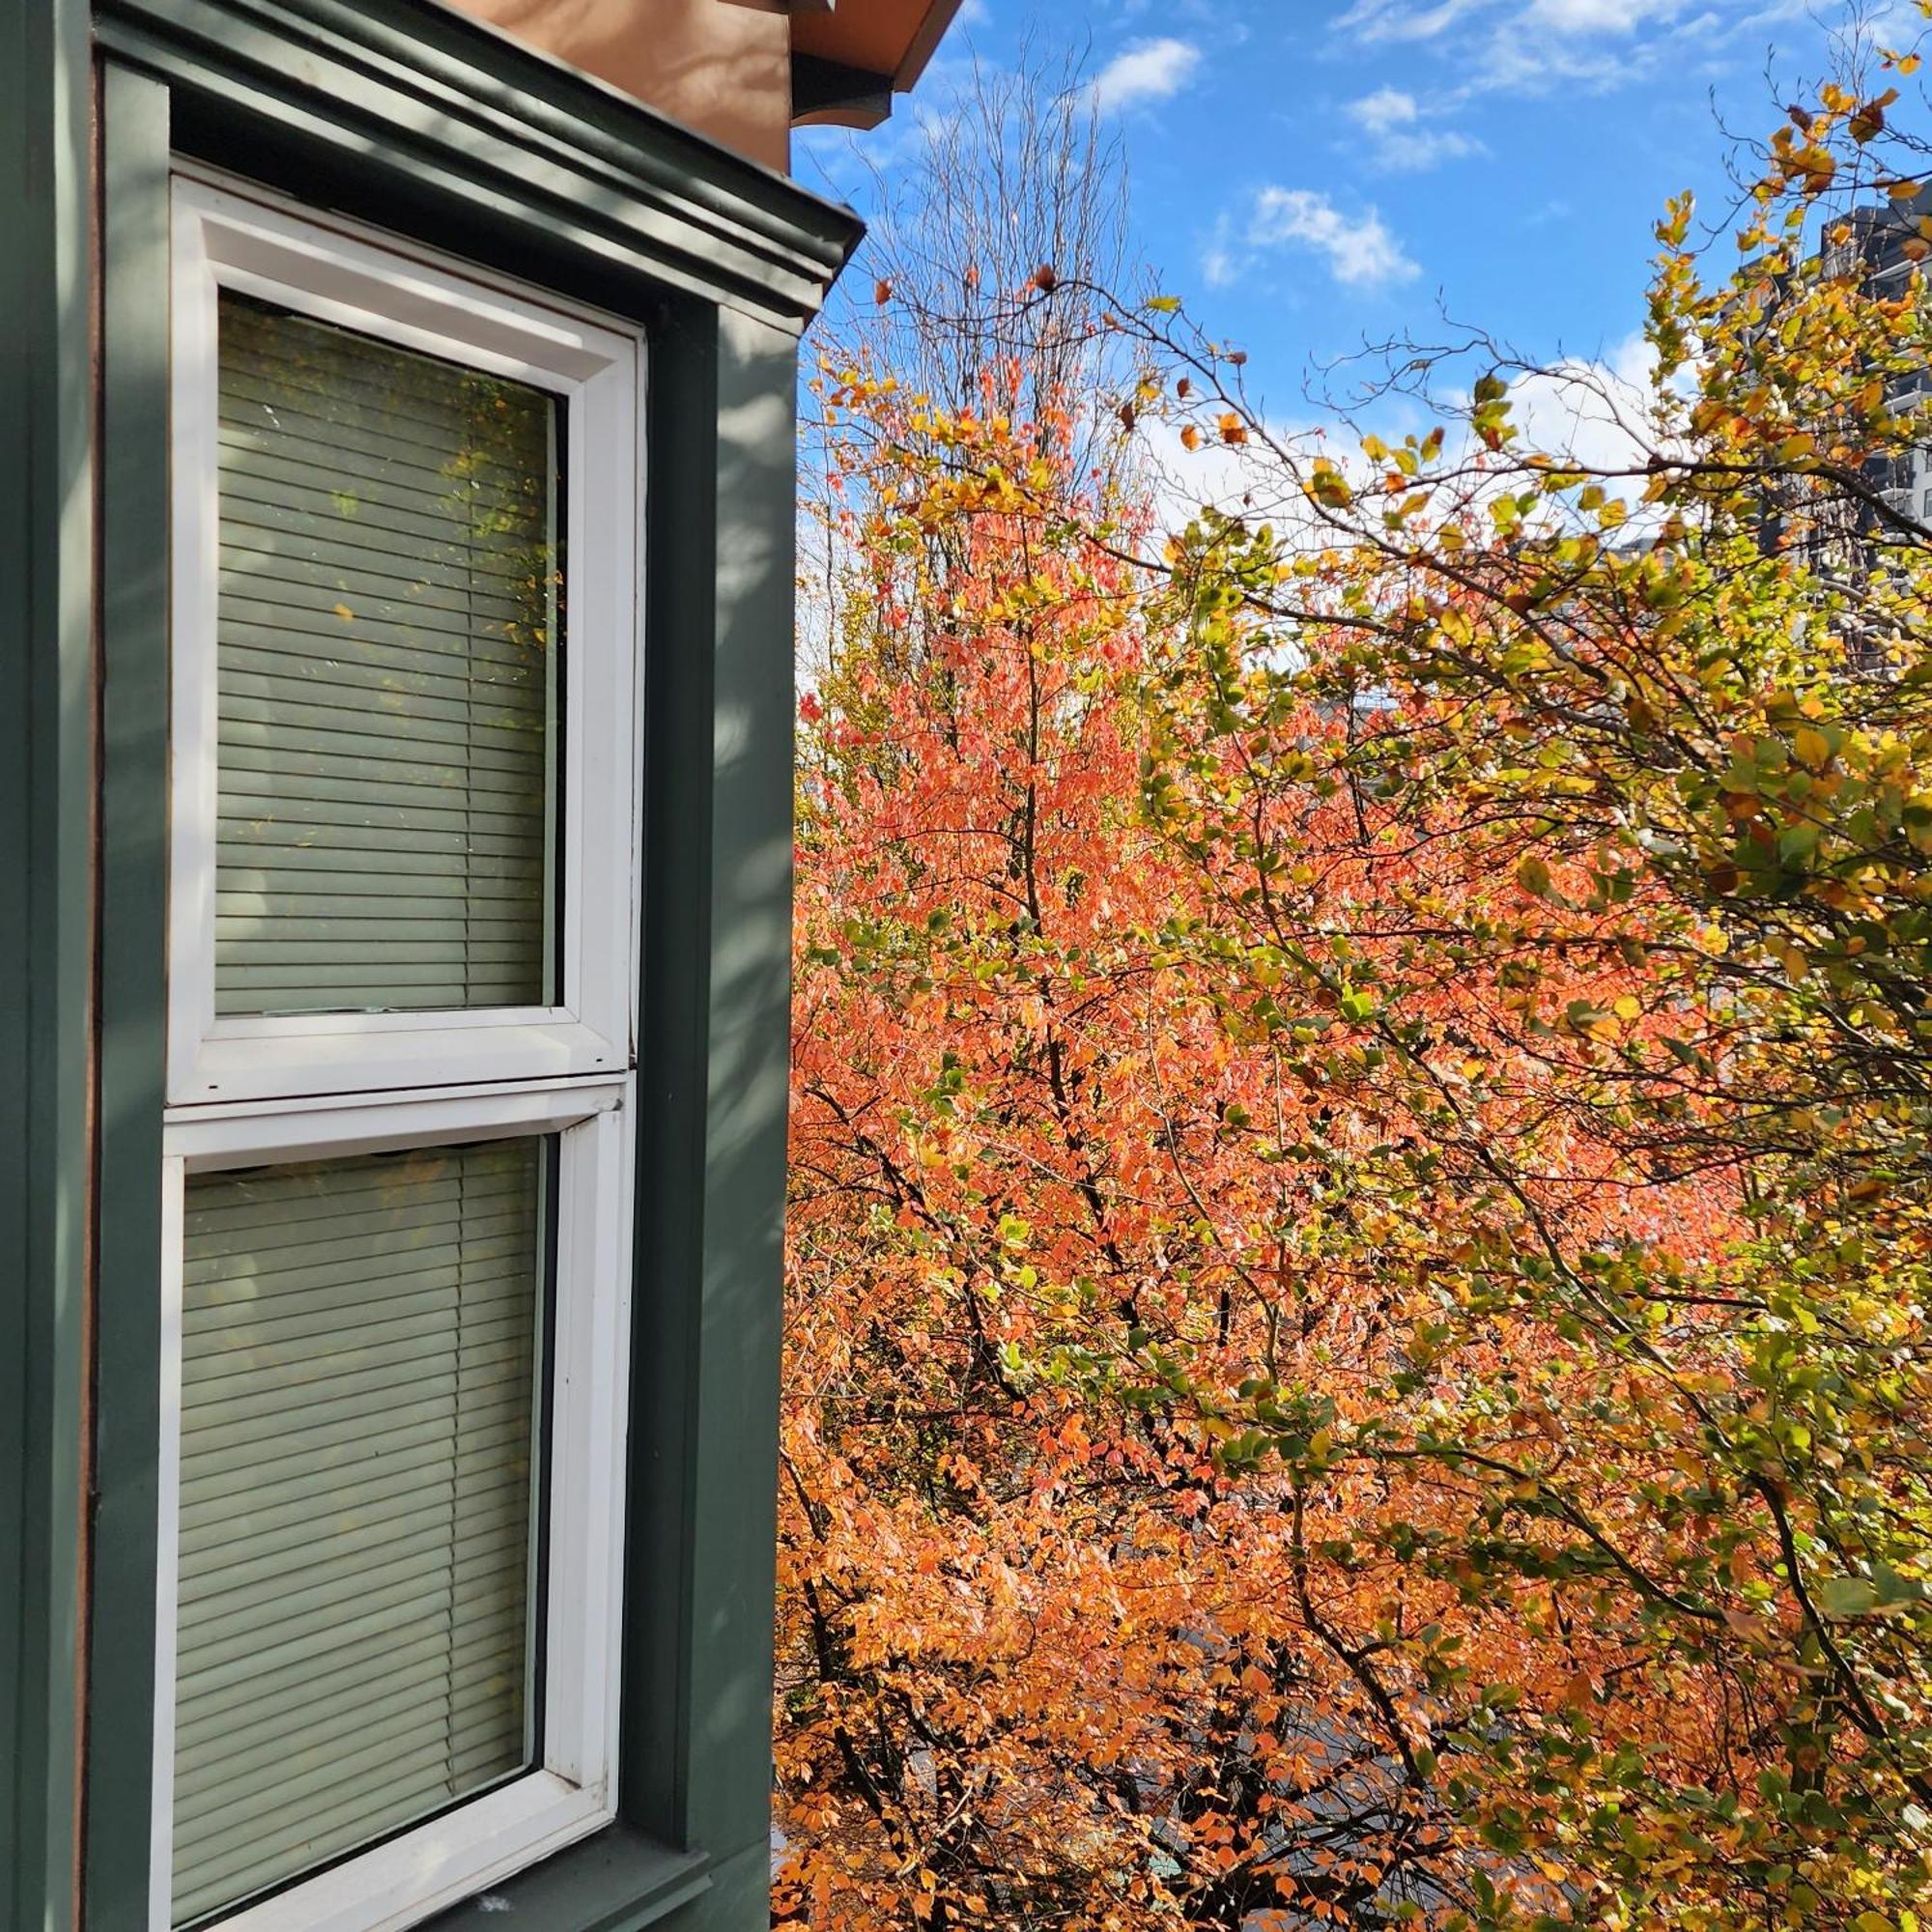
[796,0,1889,405]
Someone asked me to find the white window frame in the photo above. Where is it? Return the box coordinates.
[167,177,643,1108]
[152,1076,637,1932]
[155,178,647,1932]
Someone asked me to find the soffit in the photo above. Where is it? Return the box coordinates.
[788,0,963,91]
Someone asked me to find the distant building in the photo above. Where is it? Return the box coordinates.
[1746,196,1930,671]
[1832,200,1932,526]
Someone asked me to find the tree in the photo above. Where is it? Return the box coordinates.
[798,38,1139,697]
[779,34,1932,1930]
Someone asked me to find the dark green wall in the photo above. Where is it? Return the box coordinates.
[0,1,95,1925]
[669,302,802,1883]
[84,62,175,1930]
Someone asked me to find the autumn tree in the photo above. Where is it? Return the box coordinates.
[798,37,1139,700]
[780,23,1932,1931]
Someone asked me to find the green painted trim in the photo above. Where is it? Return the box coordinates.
[653,1838,775,1932]
[624,298,723,1852]
[624,305,806,1901]
[95,0,863,330]
[0,0,95,1923]
[424,1829,711,1931]
[84,61,175,1929]
[681,306,799,1872]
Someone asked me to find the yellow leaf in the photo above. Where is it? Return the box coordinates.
[332,603,355,621]
[1850,97,1889,143]
[1613,995,1642,1021]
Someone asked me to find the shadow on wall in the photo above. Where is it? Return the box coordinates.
[682,321,796,1833]
[447,0,793,173]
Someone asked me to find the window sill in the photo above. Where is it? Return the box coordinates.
[420,1827,710,1932]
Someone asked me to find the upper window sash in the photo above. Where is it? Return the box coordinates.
[167,178,642,1108]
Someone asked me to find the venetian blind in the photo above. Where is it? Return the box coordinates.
[170,1139,545,1926]
[213,292,561,1017]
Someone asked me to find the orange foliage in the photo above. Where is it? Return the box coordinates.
[776,377,1756,1928]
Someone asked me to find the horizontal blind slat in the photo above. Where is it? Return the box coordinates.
[173,1749,475,1923]
[217,552,536,629]
[222,311,554,462]
[181,1441,532,1591]
[218,517,548,605]
[215,466,542,568]
[219,647,551,718]
[178,1520,531,1663]
[172,1605,526,1766]
[180,1403,534,1548]
[183,1265,534,1344]
[181,1385,535,1514]
[219,582,525,653]
[177,1660,526,1829]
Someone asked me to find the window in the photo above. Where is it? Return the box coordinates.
[168,177,639,1107]
[156,179,642,1932]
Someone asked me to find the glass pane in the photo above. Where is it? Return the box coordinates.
[213,292,562,1016]
[170,1139,546,1926]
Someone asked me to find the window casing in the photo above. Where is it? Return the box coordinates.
[156,178,642,1932]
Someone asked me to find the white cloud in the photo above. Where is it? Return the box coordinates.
[1134,411,1337,543]
[1132,335,1676,554]
[1092,37,1203,111]
[1338,0,1675,36]
[1331,0,1803,95]
[1525,0,1683,31]
[1349,85,1423,133]
[1202,243,1239,290]
[1345,86,1485,171]
[1505,329,1661,474]
[1333,0,1488,42]
[1249,186,1421,288]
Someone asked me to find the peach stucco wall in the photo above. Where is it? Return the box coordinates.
[445,0,793,172]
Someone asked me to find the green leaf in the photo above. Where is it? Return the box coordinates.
[1777,822,1821,866]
